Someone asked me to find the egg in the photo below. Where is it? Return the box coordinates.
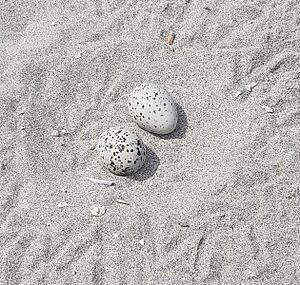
[97,127,147,175]
[128,83,178,134]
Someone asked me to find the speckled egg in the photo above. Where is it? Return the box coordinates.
[97,127,147,175]
[128,83,178,134]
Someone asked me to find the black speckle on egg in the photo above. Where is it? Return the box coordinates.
[127,160,132,163]
[118,144,125,152]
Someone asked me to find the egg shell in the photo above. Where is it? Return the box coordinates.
[128,83,178,134]
[97,127,146,175]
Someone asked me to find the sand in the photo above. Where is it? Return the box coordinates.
[1,0,300,284]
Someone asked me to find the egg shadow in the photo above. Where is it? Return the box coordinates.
[131,146,160,181]
[155,103,188,140]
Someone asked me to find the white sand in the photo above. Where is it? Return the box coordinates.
[1,0,300,284]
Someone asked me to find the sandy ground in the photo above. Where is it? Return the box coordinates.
[1,0,300,284]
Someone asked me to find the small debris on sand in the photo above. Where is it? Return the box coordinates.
[51,130,60,137]
[261,105,274,113]
[179,222,190,228]
[115,199,130,205]
[74,52,82,59]
[50,21,60,27]
[58,202,68,208]
[139,238,145,246]
[167,31,175,46]
[90,206,106,217]
[85,177,115,186]
[244,82,257,92]
[90,144,96,150]
[235,90,243,97]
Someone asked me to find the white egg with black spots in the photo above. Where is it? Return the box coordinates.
[97,127,146,175]
[128,83,178,134]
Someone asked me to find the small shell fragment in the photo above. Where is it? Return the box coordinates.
[51,130,60,137]
[90,206,106,217]
[85,177,115,186]
[116,199,130,205]
[167,31,175,46]
[261,105,274,113]
[58,202,68,208]
[139,239,145,246]
[235,90,243,97]
[244,83,257,92]
[74,52,82,59]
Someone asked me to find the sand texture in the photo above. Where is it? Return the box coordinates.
[1,0,300,284]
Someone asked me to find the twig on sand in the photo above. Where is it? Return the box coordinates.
[85,177,115,186]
